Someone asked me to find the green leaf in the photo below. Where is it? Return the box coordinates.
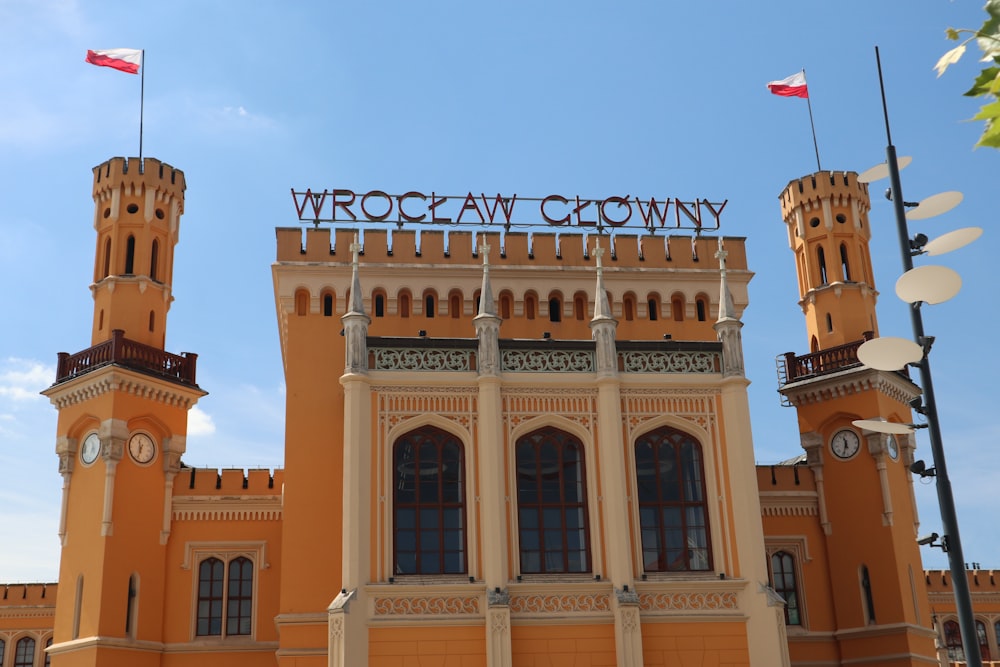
[975,117,1000,148]
[963,66,1000,96]
[978,0,1000,58]
[971,98,1000,121]
[935,44,967,76]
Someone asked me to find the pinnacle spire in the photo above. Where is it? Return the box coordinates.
[591,237,613,322]
[476,235,497,318]
[715,238,737,323]
[348,233,366,316]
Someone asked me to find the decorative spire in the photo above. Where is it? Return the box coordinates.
[715,238,736,323]
[713,237,745,377]
[348,233,366,316]
[476,235,497,318]
[591,237,613,322]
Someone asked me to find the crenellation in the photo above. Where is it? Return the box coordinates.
[420,230,446,258]
[756,463,815,491]
[181,467,283,495]
[0,584,56,606]
[303,227,332,260]
[92,157,186,206]
[779,170,869,222]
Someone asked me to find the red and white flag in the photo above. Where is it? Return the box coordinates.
[767,71,808,98]
[85,48,142,74]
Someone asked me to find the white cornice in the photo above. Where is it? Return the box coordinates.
[42,365,206,410]
[780,366,919,407]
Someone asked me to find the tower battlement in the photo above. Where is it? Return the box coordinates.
[179,467,283,495]
[92,157,186,218]
[779,170,870,222]
[275,227,748,271]
[0,583,56,605]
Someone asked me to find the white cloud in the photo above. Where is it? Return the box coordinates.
[187,405,216,437]
[0,358,53,402]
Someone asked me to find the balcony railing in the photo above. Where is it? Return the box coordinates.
[54,329,198,386]
[778,332,873,386]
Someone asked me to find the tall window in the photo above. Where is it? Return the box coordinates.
[14,637,35,667]
[323,293,334,317]
[573,293,587,321]
[548,297,561,322]
[770,551,801,625]
[125,574,138,637]
[0,639,5,665]
[399,292,411,318]
[374,292,385,317]
[500,292,513,320]
[623,294,636,321]
[449,293,461,318]
[944,620,965,661]
[425,293,436,318]
[524,293,537,320]
[671,295,684,322]
[695,296,707,322]
[393,427,466,575]
[515,427,590,574]
[861,564,876,624]
[977,620,992,660]
[102,237,112,278]
[647,296,659,321]
[150,239,159,281]
[840,243,851,281]
[635,426,711,572]
[124,235,136,275]
[196,556,254,637]
[44,638,52,667]
[817,246,828,285]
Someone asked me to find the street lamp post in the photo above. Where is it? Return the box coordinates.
[871,46,982,667]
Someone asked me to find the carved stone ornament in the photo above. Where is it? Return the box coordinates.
[509,593,611,614]
[502,349,595,373]
[487,588,511,606]
[372,595,480,616]
[638,591,738,612]
[373,347,472,372]
[620,350,719,374]
[615,587,639,605]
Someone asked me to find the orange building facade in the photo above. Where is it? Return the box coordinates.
[0,157,991,666]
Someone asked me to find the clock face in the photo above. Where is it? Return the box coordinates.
[831,429,861,460]
[887,435,900,461]
[81,433,101,465]
[128,432,156,465]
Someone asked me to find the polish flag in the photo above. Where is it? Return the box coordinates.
[767,71,808,98]
[85,49,142,74]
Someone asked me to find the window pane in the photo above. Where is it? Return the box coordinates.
[635,426,712,573]
[393,427,466,574]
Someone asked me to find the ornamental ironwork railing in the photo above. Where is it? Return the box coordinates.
[778,333,873,385]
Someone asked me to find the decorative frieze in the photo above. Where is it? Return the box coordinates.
[501,349,595,373]
[372,347,473,372]
[372,595,480,616]
[638,590,739,612]
[509,592,611,614]
[619,350,719,374]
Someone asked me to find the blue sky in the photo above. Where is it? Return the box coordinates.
[0,0,994,580]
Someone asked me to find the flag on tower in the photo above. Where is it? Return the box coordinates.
[767,71,808,98]
[85,48,142,74]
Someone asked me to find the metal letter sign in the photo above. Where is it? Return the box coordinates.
[291,188,726,233]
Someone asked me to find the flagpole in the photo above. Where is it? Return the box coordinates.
[803,68,821,171]
[139,49,145,165]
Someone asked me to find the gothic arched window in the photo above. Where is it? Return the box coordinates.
[770,551,801,625]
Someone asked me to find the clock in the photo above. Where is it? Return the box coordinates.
[886,435,900,461]
[128,432,156,464]
[831,429,860,460]
[81,432,101,465]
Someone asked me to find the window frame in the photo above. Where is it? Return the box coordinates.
[514,426,592,575]
[13,636,35,667]
[633,425,712,574]
[770,551,802,626]
[392,426,468,576]
[184,542,265,640]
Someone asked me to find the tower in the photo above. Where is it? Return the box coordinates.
[42,157,204,666]
[776,171,937,664]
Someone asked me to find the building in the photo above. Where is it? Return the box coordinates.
[0,157,991,666]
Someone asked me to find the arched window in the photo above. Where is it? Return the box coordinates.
[671,295,684,322]
[399,292,411,318]
[840,243,851,281]
[515,427,590,574]
[374,293,385,317]
[500,292,513,320]
[124,235,136,275]
[635,426,711,572]
[771,551,801,625]
[44,637,52,667]
[14,637,35,667]
[449,292,462,319]
[425,292,436,318]
[623,293,636,321]
[944,620,965,661]
[73,574,83,639]
[102,237,112,278]
[548,296,562,322]
[817,245,828,285]
[150,239,159,281]
[148,310,155,333]
[196,556,254,637]
[524,293,537,321]
[976,619,992,660]
[861,564,876,624]
[647,295,660,321]
[473,290,481,315]
[695,296,708,322]
[0,639,5,666]
[393,426,466,575]
[295,289,309,316]
[126,573,138,637]
[825,313,833,333]
[323,293,334,317]
[574,293,587,321]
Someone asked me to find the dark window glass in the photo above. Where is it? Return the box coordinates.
[861,564,876,624]
[648,298,659,321]
[150,239,159,281]
[374,294,385,317]
[394,427,466,575]
[323,294,334,317]
[549,298,561,322]
[425,294,435,318]
[227,557,254,636]
[944,620,965,661]
[44,637,52,667]
[840,243,851,281]
[14,637,35,667]
[977,620,991,660]
[771,552,801,625]
[124,235,136,275]
[696,298,707,322]
[197,558,225,636]
[0,639,5,666]
[515,427,590,574]
[818,246,828,285]
[635,426,711,572]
